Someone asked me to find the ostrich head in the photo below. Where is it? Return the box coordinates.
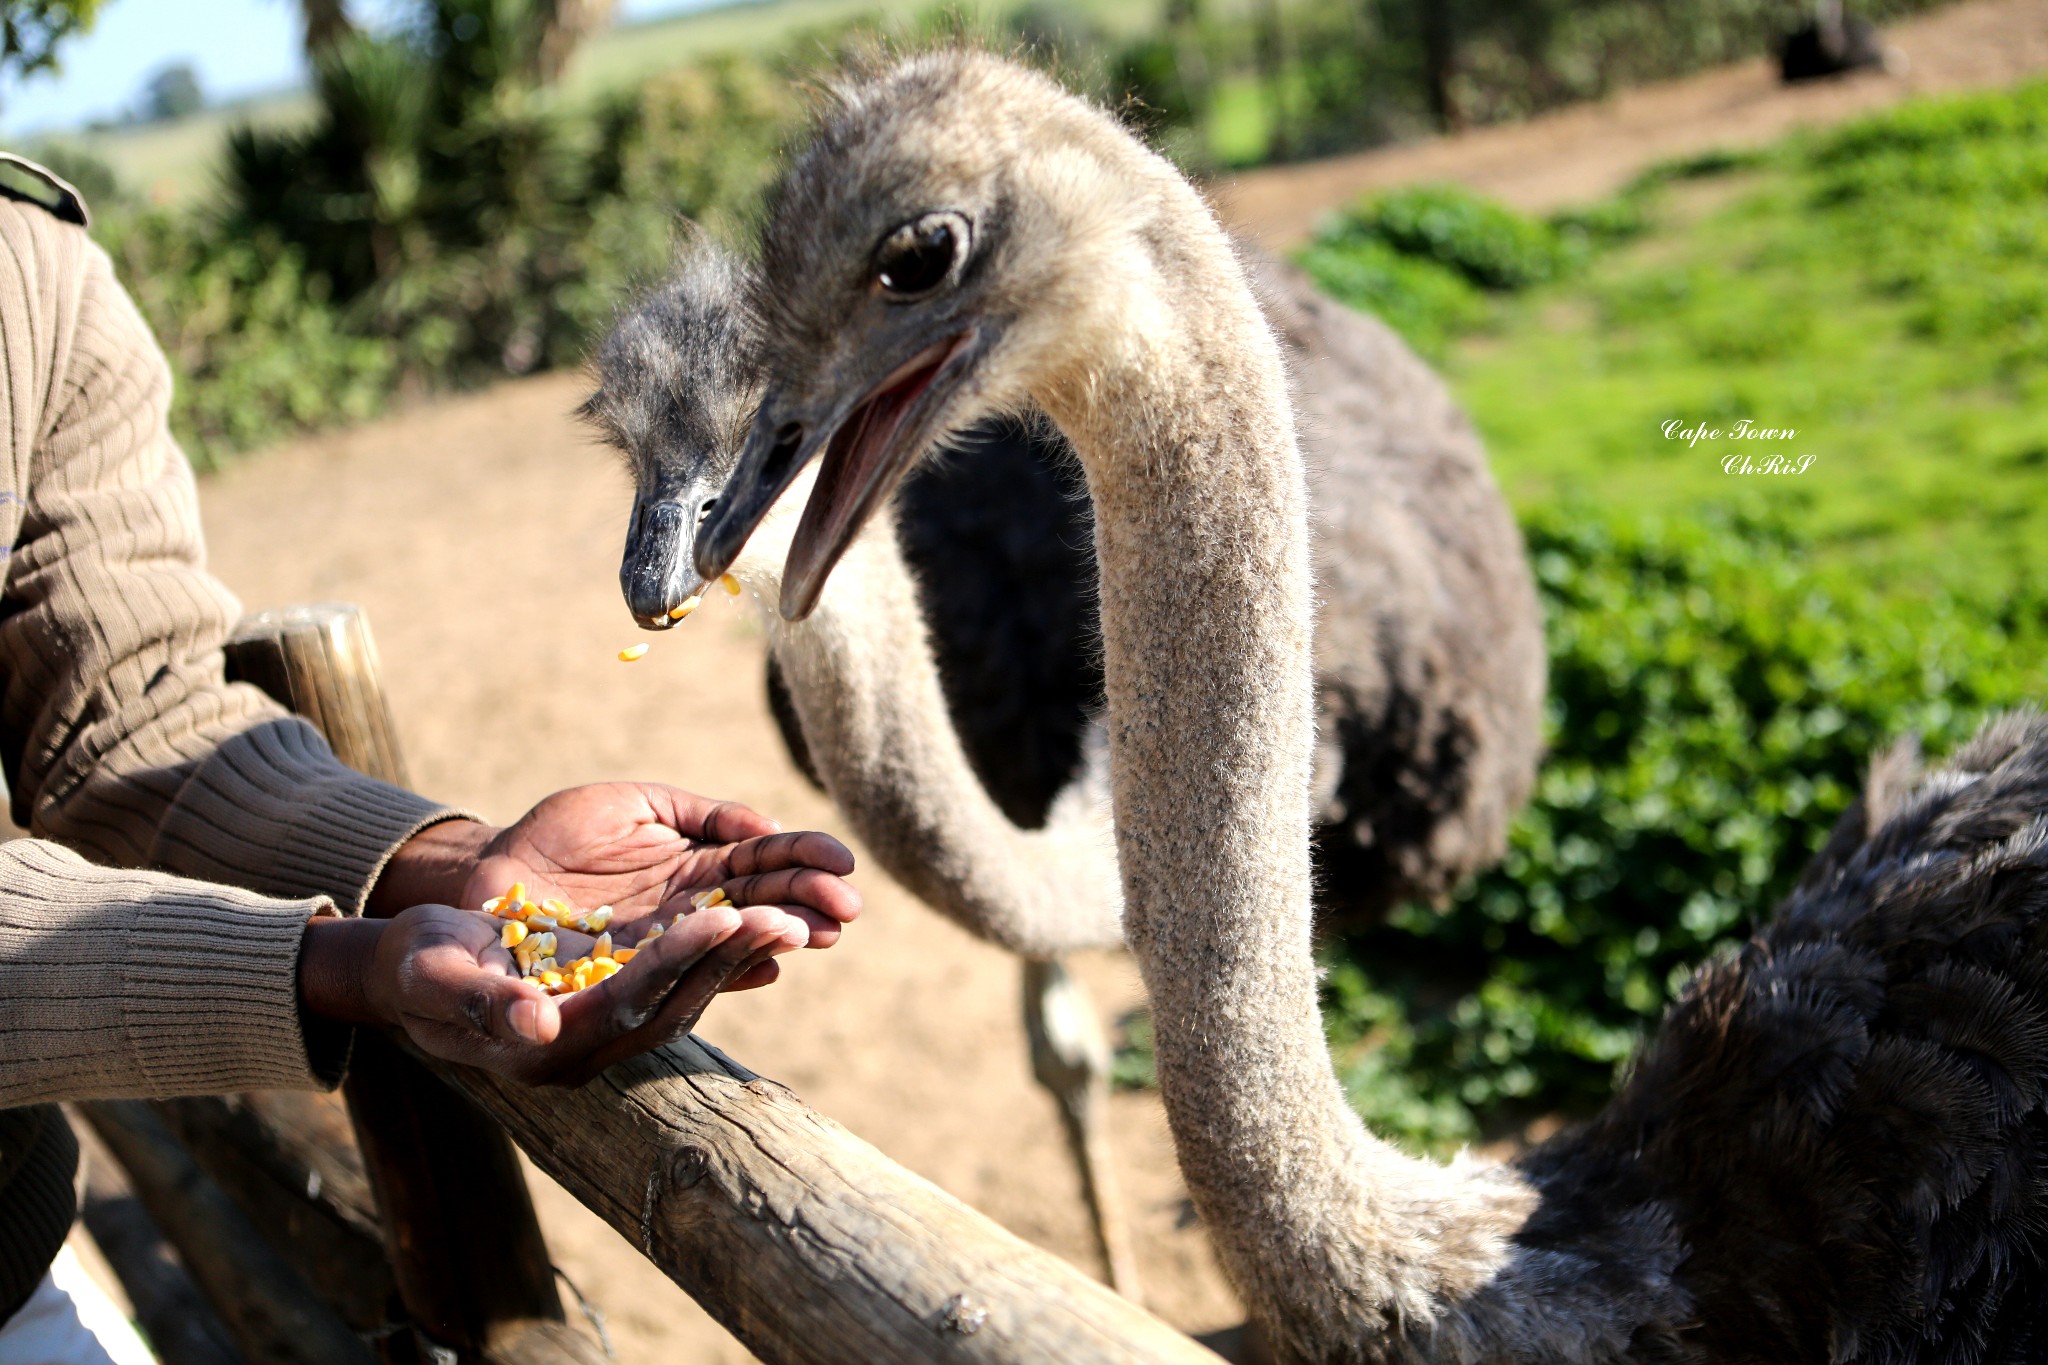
[696,51,1183,620]
[582,247,771,629]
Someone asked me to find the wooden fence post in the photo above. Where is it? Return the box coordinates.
[223,605,600,1365]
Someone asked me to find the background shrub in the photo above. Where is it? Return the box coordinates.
[1322,505,2046,1151]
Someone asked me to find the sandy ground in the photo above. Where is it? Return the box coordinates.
[75,2,2048,1358]
[1212,0,2048,247]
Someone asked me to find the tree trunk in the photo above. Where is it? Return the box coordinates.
[534,0,617,84]
[299,0,357,60]
[1419,0,1461,132]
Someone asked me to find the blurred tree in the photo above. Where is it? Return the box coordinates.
[0,0,106,88]
[139,60,203,122]
[295,0,357,58]
[1418,0,1461,130]
[534,0,613,83]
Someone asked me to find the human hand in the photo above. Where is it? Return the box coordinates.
[302,902,807,1086]
[373,783,860,991]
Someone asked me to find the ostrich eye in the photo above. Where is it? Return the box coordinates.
[873,213,967,298]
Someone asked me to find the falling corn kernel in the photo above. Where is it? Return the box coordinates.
[720,573,742,596]
[668,595,701,620]
[593,932,613,960]
[618,643,650,662]
[613,947,638,963]
[501,921,528,948]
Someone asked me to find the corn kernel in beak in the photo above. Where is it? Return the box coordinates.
[669,595,702,620]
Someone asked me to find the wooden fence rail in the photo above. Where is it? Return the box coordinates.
[78,603,1214,1365]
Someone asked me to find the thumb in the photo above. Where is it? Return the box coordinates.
[407,941,562,1045]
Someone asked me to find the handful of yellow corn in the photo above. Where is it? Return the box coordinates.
[480,881,738,995]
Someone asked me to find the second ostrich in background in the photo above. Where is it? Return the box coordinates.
[584,239,1544,1297]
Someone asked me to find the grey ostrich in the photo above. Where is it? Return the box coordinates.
[695,50,2048,1363]
[587,231,1544,1295]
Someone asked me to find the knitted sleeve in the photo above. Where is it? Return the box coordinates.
[0,198,458,916]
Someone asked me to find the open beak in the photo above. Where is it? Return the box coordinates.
[696,327,984,621]
[621,469,720,629]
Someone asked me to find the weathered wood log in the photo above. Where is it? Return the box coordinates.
[148,1091,398,1335]
[342,1032,600,1363]
[427,1039,1221,1365]
[226,605,411,788]
[71,1115,248,1365]
[225,605,586,1363]
[78,1101,377,1365]
[234,603,1215,1362]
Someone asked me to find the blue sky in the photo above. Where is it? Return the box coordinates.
[1,0,728,134]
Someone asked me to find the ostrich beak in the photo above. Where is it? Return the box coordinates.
[697,327,985,621]
[621,468,721,629]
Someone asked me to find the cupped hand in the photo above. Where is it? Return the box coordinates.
[460,783,861,968]
[360,903,807,1086]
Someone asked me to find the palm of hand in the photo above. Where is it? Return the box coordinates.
[459,783,772,930]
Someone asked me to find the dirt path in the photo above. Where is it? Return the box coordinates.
[1212,0,2048,247]
[181,6,2048,1358]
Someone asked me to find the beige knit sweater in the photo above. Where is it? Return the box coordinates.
[0,170,458,1311]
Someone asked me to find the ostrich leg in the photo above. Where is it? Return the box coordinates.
[1021,958,1144,1302]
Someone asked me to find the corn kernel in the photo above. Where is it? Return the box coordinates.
[542,899,570,917]
[641,922,664,941]
[538,956,559,972]
[587,906,613,931]
[618,643,650,662]
[526,914,557,931]
[501,921,528,948]
[613,947,638,963]
[507,882,526,904]
[539,971,564,989]
[482,896,506,915]
[593,932,613,960]
[530,932,557,957]
[720,573,741,596]
[669,595,702,620]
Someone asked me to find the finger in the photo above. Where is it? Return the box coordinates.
[723,830,855,878]
[399,946,561,1046]
[722,959,782,992]
[652,790,780,846]
[572,910,798,1075]
[719,866,862,925]
[566,905,745,1037]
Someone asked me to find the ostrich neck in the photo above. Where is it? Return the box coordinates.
[751,524,1124,957]
[1043,234,1528,1350]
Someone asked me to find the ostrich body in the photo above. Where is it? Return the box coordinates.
[591,236,1543,1295]
[695,51,2048,1364]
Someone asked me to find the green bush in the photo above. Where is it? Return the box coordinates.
[98,211,396,467]
[1298,184,1584,356]
[1322,505,2047,1151]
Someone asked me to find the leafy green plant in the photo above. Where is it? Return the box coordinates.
[1325,505,2045,1150]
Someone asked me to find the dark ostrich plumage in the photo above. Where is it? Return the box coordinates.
[1482,714,2048,1365]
